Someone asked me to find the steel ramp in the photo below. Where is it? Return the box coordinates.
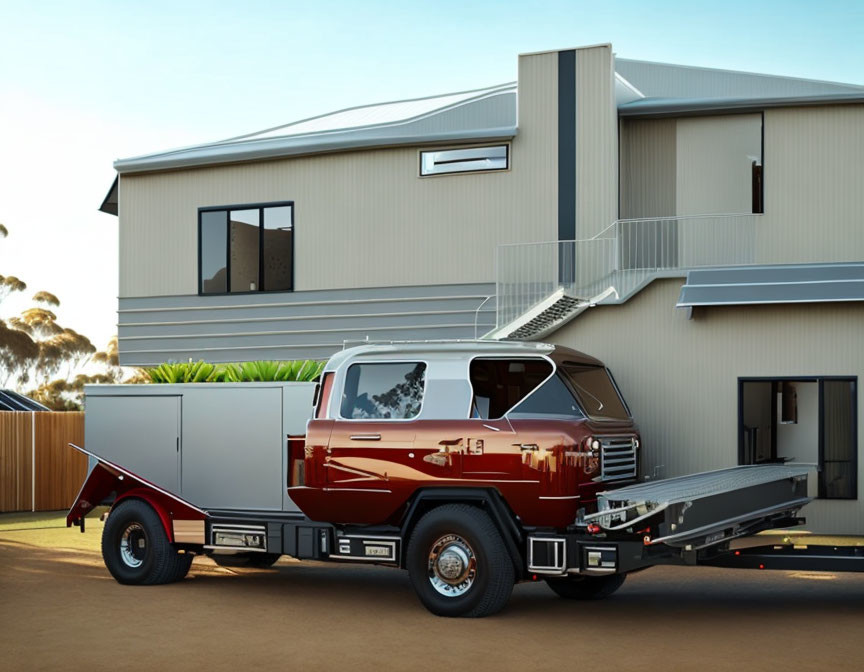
[581,465,812,550]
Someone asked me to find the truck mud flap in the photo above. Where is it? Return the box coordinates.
[582,465,811,550]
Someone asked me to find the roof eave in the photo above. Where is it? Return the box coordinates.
[618,93,864,118]
[99,176,119,215]
[114,126,518,175]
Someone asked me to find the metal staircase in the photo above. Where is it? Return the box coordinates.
[487,214,759,341]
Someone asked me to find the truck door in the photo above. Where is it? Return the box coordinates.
[456,418,520,481]
[324,360,426,490]
[463,356,555,486]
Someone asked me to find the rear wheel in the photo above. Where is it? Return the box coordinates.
[406,504,514,618]
[102,499,192,585]
[545,573,626,600]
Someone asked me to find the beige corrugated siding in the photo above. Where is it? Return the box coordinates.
[119,53,560,299]
[759,105,864,264]
[619,105,864,269]
[676,114,761,216]
[552,278,864,534]
[619,119,676,218]
[575,45,618,237]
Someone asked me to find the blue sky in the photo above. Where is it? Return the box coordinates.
[1,0,862,351]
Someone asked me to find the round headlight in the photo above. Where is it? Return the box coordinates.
[591,439,601,451]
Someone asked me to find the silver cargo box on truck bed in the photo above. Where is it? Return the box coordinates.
[84,382,316,512]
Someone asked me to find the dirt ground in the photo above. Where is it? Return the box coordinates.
[1,512,863,672]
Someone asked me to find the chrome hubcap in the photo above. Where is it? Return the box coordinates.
[428,534,476,597]
[119,523,147,568]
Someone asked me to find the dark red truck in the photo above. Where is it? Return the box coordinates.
[69,341,847,617]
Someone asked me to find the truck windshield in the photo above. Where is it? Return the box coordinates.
[559,363,630,421]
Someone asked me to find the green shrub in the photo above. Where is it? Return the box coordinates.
[145,359,325,384]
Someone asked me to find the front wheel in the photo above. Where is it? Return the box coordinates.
[102,499,192,585]
[406,504,514,618]
[545,573,627,600]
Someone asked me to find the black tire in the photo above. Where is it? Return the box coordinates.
[406,504,514,618]
[545,573,627,600]
[211,552,281,569]
[101,499,191,585]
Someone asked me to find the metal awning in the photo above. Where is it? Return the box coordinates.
[677,263,864,307]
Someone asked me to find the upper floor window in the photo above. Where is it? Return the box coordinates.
[199,202,293,294]
[420,145,509,177]
[340,362,426,420]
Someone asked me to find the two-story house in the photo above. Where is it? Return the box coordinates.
[101,44,864,534]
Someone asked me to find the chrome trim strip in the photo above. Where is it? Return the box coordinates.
[527,536,567,575]
[204,545,269,553]
[323,463,385,479]
[321,488,393,493]
[331,537,399,562]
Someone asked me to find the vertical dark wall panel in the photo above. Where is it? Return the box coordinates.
[557,50,576,242]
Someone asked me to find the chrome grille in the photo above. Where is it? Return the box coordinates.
[599,436,638,482]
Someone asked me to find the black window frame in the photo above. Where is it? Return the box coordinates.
[738,375,858,500]
[197,200,295,296]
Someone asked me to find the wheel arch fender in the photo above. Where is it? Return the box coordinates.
[399,488,525,576]
[65,443,207,544]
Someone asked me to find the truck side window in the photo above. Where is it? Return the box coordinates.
[469,358,553,419]
[340,362,426,420]
[508,374,585,420]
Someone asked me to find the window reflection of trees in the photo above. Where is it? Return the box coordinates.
[350,363,425,419]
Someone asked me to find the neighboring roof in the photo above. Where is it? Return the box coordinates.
[105,55,864,185]
[677,263,864,308]
[0,390,50,411]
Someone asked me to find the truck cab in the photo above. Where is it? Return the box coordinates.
[290,341,640,529]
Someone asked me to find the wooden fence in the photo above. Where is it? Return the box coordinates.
[0,412,86,513]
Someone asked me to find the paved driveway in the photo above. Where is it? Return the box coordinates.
[1,512,862,671]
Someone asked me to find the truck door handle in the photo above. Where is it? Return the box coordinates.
[516,443,539,452]
[350,434,381,441]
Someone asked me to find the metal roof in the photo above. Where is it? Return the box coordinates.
[112,83,518,175]
[616,58,864,100]
[677,263,864,308]
[0,390,50,411]
[102,56,864,190]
